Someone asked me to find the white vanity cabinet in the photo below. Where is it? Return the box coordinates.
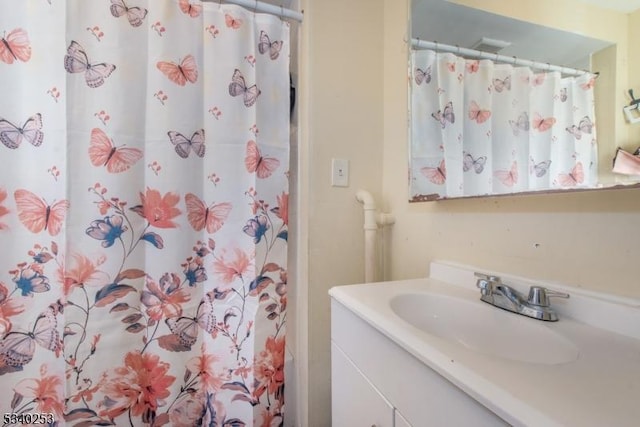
[330,262,640,426]
[330,298,508,427]
[332,341,414,427]
[331,342,395,427]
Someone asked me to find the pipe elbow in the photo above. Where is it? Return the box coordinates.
[355,190,376,210]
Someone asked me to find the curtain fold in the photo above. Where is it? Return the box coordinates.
[410,49,597,200]
[0,1,289,425]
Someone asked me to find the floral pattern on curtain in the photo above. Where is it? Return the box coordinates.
[410,49,597,200]
[0,1,289,426]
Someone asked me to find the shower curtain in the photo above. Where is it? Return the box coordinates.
[410,49,597,199]
[0,1,289,426]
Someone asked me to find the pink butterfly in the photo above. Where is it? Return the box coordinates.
[64,41,116,88]
[431,101,455,128]
[258,31,283,60]
[469,101,491,124]
[245,140,280,178]
[532,113,556,132]
[0,113,43,149]
[493,76,511,93]
[225,13,243,29]
[14,189,69,236]
[509,112,529,136]
[229,69,261,107]
[446,62,456,72]
[0,307,61,369]
[168,129,205,158]
[157,55,198,86]
[565,116,593,140]
[89,128,142,173]
[179,0,202,18]
[532,73,546,86]
[463,152,486,174]
[0,28,31,64]
[185,193,232,234]
[494,161,518,187]
[420,159,446,185]
[580,77,596,90]
[110,0,147,27]
[414,66,431,85]
[465,60,479,73]
[557,162,584,187]
[529,157,551,178]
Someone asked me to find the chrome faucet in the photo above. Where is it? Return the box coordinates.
[474,273,569,321]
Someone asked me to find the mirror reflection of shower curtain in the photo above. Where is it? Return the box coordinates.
[0,1,288,425]
[410,49,597,199]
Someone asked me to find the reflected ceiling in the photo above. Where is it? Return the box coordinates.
[412,0,614,70]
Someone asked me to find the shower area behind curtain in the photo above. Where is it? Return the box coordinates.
[0,1,289,425]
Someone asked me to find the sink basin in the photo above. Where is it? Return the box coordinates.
[390,292,579,365]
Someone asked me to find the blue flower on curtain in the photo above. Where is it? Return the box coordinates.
[86,215,127,248]
[243,214,269,244]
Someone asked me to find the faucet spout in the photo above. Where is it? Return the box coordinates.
[493,284,526,308]
[474,273,569,322]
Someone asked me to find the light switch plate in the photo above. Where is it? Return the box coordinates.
[331,158,349,187]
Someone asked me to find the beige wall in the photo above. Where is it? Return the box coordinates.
[298,0,385,424]
[297,1,640,425]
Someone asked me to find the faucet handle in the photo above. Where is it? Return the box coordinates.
[474,272,501,295]
[474,272,501,283]
[528,286,570,307]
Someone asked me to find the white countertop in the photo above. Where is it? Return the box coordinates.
[329,267,640,427]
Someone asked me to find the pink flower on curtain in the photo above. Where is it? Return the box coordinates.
[0,282,25,335]
[253,335,285,400]
[12,364,64,418]
[185,343,228,392]
[56,253,106,296]
[271,191,288,226]
[0,188,9,230]
[141,273,190,321]
[260,407,283,427]
[97,200,110,215]
[133,188,181,229]
[98,351,176,420]
[213,248,252,285]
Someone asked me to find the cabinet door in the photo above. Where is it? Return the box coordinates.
[331,341,394,427]
[394,410,412,427]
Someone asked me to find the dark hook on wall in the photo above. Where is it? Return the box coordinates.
[628,88,640,107]
[290,73,296,119]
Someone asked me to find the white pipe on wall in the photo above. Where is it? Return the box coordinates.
[355,190,395,283]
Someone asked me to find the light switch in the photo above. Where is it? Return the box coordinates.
[331,158,349,187]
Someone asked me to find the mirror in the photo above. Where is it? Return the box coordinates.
[409,0,640,201]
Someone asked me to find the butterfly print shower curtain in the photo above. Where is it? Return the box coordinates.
[410,50,598,199]
[0,1,289,426]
